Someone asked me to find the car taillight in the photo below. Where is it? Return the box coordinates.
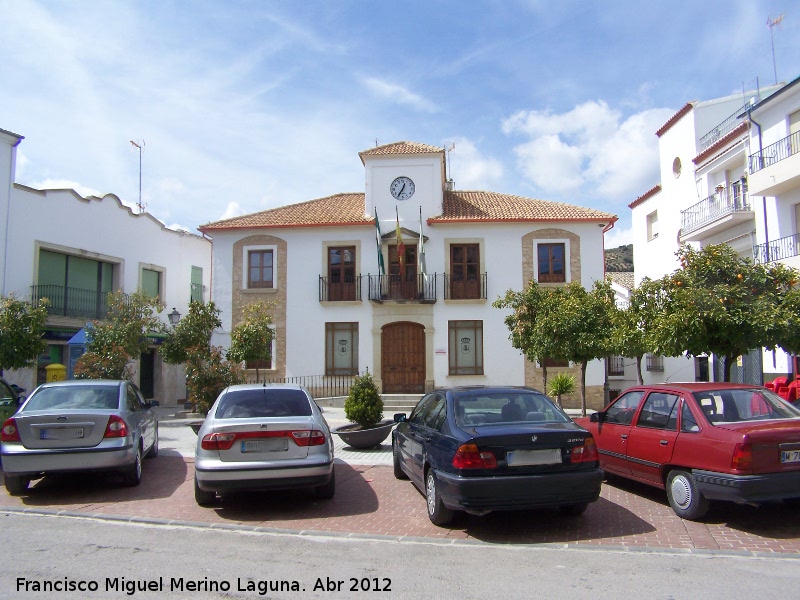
[732,442,753,471]
[1,418,20,442]
[103,414,129,439]
[291,430,326,447]
[571,437,598,463]
[452,443,497,469]
[201,432,236,451]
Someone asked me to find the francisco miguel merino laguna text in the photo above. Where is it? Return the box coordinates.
[16,576,303,595]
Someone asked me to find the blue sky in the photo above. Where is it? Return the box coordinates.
[2,1,798,248]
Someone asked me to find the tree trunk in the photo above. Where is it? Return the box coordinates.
[636,355,644,385]
[542,363,548,396]
[723,355,734,382]
[581,359,588,417]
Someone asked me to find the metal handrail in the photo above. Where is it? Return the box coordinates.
[30,284,115,319]
[367,273,437,302]
[749,131,800,174]
[318,275,363,302]
[753,233,800,264]
[443,273,488,300]
[680,181,750,235]
[699,106,747,151]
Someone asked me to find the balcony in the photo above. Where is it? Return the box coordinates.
[748,131,800,196]
[444,273,488,300]
[679,181,752,241]
[753,233,800,264]
[30,285,114,320]
[607,355,625,377]
[319,275,363,302]
[368,274,437,303]
[646,354,664,372]
[699,106,747,152]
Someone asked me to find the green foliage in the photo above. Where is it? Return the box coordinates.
[160,301,222,365]
[74,291,165,380]
[0,295,49,373]
[652,244,799,381]
[161,301,243,415]
[605,244,634,272]
[227,301,276,381]
[610,278,665,384]
[548,372,576,408]
[344,372,383,429]
[184,345,245,415]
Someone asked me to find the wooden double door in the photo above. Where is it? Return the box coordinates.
[381,322,425,394]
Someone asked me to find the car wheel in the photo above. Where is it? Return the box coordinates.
[4,474,30,495]
[122,445,143,487]
[314,469,336,499]
[425,469,453,526]
[194,476,216,506]
[667,469,710,520]
[393,438,408,480]
[559,502,588,516]
[145,425,159,459]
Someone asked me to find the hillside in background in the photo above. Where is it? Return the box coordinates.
[605,244,633,272]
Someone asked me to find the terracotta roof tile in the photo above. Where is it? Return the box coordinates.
[199,193,371,232]
[656,102,695,138]
[359,141,444,162]
[692,121,747,166]
[608,271,634,290]
[200,190,616,232]
[628,184,661,209]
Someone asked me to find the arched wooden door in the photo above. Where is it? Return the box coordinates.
[381,322,425,394]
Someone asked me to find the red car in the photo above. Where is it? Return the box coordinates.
[575,382,800,520]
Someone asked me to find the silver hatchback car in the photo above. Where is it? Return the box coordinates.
[1,379,159,495]
[193,383,335,506]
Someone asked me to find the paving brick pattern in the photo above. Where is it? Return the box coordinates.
[2,455,799,554]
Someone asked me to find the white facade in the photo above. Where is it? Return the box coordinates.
[0,128,212,403]
[630,81,796,385]
[203,142,617,410]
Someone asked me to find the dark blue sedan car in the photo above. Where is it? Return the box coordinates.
[392,386,603,526]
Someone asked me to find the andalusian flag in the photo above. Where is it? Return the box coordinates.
[395,206,406,280]
[374,208,385,275]
[418,206,427,279]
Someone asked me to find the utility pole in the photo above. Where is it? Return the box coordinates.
[129,139,145,213]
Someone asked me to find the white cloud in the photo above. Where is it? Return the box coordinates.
[502,101,673,204]
[604,224,633,249]
[445,138,503,190]
[361,77,438,113]
[220,202,246,221]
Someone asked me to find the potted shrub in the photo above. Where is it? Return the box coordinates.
[332,372,394,449]
[548,372,576,409]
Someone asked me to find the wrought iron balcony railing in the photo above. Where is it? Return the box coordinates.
[749,130,800,174]
[646,354,664,372]
[680,180,750,236]
[607,355,625,377]
[443,273,487,300]
[30,285,114,320]
[367,273,437,303]
[318,275,363,302]
[699,106,747,152]
[753,232,800,264]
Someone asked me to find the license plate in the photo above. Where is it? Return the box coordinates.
[40,427,84,440]
[241,439,288,453]
[780,450,800,464]
[507,448,562,466]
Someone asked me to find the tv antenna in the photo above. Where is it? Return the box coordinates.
[445,142,456,190]
[767,14,784,85]
[130,139,146,213]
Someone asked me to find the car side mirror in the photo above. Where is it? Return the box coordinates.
[393,412,407,423]
[590,412,602,423]
[148,400,160,408]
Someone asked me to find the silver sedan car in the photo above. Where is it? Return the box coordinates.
[1,379,159,495]
[194,383,334,506]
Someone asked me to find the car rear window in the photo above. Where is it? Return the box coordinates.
[692,388,800,424]
[24,386,120,411]
[454,392,569,426]
[215,389,313,419]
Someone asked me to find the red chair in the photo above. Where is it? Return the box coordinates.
[767,376,788,392]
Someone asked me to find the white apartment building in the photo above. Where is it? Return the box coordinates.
[629,79,795,385]
[0,128,212,403]
[200,141,618,410]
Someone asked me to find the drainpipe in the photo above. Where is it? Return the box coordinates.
[746,107,769,262]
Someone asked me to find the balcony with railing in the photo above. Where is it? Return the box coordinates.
[753,232,800,265]
[607,355,625,377]
[444,273,488,300]
[646,354,664,372]
[30,285,114,320]
[699,106,747,152]
[368,273,437,303]
[318,275,363,302]
[679,180,752,241]
[748,130,800,197]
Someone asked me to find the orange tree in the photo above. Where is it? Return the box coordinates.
[651,243,800,381]
[227,301,275,382]
[0,295,49,375]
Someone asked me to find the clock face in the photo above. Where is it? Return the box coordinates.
[390,176,415,201]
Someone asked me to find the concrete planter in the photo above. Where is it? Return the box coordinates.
[331,420,395,449]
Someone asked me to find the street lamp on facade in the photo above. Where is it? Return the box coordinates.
[168,308,181,325]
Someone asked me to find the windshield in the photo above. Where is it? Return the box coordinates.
[24,385,120,411]
[215,389,312,419]
[454,391,569,427]
[692,388,800,424]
